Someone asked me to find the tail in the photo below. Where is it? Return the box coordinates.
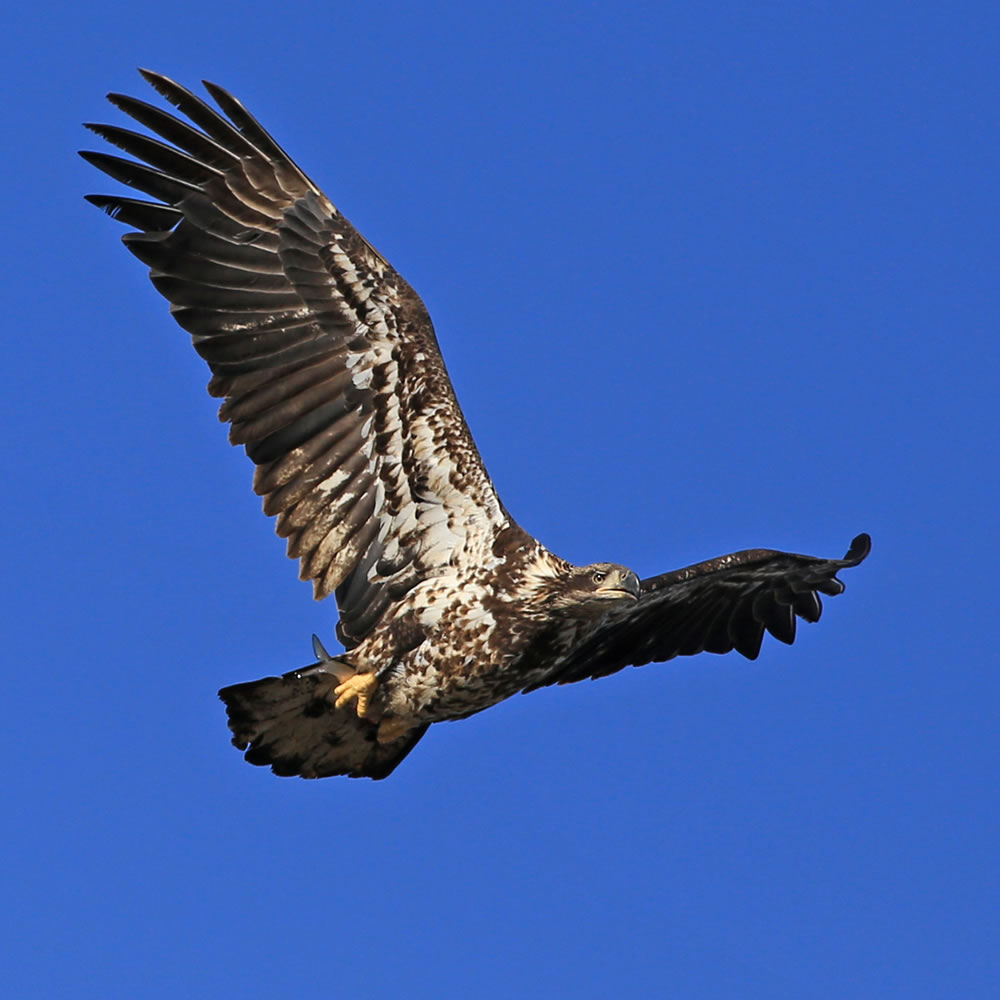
[218,638,428,780]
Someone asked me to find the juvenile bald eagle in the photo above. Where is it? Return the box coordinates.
[82,72,869,780]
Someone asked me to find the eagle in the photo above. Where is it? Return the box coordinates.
[82,71,870,780]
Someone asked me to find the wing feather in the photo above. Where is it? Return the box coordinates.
[527,534,870,689]
[83,72,508,641]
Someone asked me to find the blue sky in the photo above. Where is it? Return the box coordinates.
[3,1,997,996]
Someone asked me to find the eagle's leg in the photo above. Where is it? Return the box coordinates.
[333,671,378,717]
[377,716,414,744]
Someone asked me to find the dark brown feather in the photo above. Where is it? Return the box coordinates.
[219,671,428,779]
[526,534,871,690]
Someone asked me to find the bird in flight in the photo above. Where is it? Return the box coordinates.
[82,71,869,780]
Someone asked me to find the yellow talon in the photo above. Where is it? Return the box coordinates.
[333,671,378,717]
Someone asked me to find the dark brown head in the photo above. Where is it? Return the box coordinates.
[548,562,641,611]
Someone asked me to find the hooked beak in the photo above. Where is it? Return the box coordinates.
[596,569,641,601]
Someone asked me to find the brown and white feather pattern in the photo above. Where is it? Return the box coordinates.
[83,71,507,646]
[83,74,870,780]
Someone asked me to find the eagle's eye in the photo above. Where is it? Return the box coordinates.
[592,570,607,584]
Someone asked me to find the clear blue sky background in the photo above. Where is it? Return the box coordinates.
[3,2,997,997]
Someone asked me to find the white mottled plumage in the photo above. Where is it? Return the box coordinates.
[83,72,870,780]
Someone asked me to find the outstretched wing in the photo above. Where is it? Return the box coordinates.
[527,533,870,690]
[82,71,508,646]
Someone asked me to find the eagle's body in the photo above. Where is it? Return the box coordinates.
[83,72,869,780]
[353,533,549,717]
[359,530,640,720]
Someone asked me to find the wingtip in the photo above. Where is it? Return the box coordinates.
[82,192,108,212]
[105,91,133,112]
[137,68,180,102]
[845,533,872,564]
[77,150,107,171]
[201,79,234,109]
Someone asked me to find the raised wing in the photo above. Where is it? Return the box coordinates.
[82,71,508,646]
[527,533,870,690]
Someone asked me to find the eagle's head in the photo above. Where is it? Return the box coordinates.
[551,562,641,610]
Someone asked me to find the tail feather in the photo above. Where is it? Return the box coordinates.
[219,666,427,780]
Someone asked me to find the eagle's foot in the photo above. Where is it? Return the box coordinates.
[333,671,378,717]
[377,716,413,744]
